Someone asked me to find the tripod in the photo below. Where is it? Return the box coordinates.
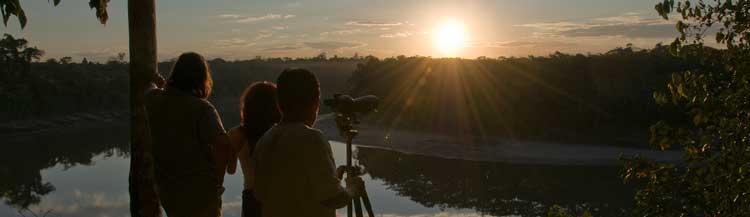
[334,113,375,217]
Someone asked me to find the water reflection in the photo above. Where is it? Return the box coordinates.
[0,125,129,210]
[1,125,636,217]
[356,146,634,216]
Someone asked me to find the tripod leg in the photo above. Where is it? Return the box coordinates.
[360,188,375,217]
[347,200,353,217]
[353,196,364,217]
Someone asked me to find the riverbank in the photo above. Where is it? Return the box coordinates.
[316,113,681,166]
[0,110,681,166]
[0,111,127,139]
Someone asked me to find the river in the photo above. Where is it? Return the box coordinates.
[0,123,636,217]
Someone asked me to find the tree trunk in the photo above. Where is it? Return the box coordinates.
[128,0,161,216]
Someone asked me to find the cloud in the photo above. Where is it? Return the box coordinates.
[217,14,242,19]
[469,40,575,48]
[320,29,364,36]
[215,38,255,48]
[237,14,282,23]
[516,13,677,39]
[380,31,413,38]
[346,21,404,27]
[254,31,274,41]
[272,26,288,30]
[304,41,366,50]
[217,13,296,23]
[515,21,589,32]
[560,23,676,38]
[19,191,130,217]
[215,30,275,48]
[262,45,305,51]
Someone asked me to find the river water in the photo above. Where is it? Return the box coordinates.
[0,124,635,217]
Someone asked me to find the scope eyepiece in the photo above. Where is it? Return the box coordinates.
[324,94,379,114]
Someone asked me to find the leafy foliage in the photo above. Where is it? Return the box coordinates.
[0,0,25,28]
[656,0,750,50]
[623,0,750,216]
[88,0,109,24]
[0,0,108,29]
[0,34,43,78]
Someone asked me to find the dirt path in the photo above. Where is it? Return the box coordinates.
[316,114,681,166]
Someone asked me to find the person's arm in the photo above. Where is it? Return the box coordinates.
[198,104,231,178]
[321,176,364,208]
[212,134,233,176]
[225,127,247,174]
[304,131,361,209]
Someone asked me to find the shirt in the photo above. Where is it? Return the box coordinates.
[251,122,345,217]
[145,87,227,190]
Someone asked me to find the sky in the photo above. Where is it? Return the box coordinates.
[3,0,685,62]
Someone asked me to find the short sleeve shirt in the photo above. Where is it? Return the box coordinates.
[251,122,345,217]
[145,87,226,189]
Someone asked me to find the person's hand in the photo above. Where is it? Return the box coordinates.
[152,73,166,88]
[226,158,237,175]
[345,176,365,197]
[336,166,346,179]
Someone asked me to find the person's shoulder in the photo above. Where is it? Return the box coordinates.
[228,125,244,134]
[227,126,248,146]
[286,124,323,138]
[256,124,280,145]
[299,125,328,145]
[190,97,218,112]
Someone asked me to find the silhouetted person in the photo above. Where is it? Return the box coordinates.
[227,81,281,217]
[145,52,233,217]
[251,68,364,217]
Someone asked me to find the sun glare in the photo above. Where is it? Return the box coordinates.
[433,19,467,56]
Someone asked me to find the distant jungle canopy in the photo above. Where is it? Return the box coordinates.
[349,44,723,146]
[1,33,725,146]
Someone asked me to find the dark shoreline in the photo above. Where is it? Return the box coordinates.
[0,111,128,139]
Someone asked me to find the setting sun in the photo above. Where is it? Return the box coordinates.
[433,19,467,56]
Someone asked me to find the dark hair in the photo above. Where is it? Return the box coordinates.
[168,52,213,99]
[240,81,281,142]
[276,68,320,121]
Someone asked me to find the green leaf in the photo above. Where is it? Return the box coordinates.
[693,113,703,125]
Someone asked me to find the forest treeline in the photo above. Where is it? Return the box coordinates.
[348,44,724,146]
[1,59,361,122]
[0,33,361,122]
[1,33,724,147]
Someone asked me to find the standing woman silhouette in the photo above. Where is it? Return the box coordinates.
[227,81,281,217]
[144,52,233,217]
